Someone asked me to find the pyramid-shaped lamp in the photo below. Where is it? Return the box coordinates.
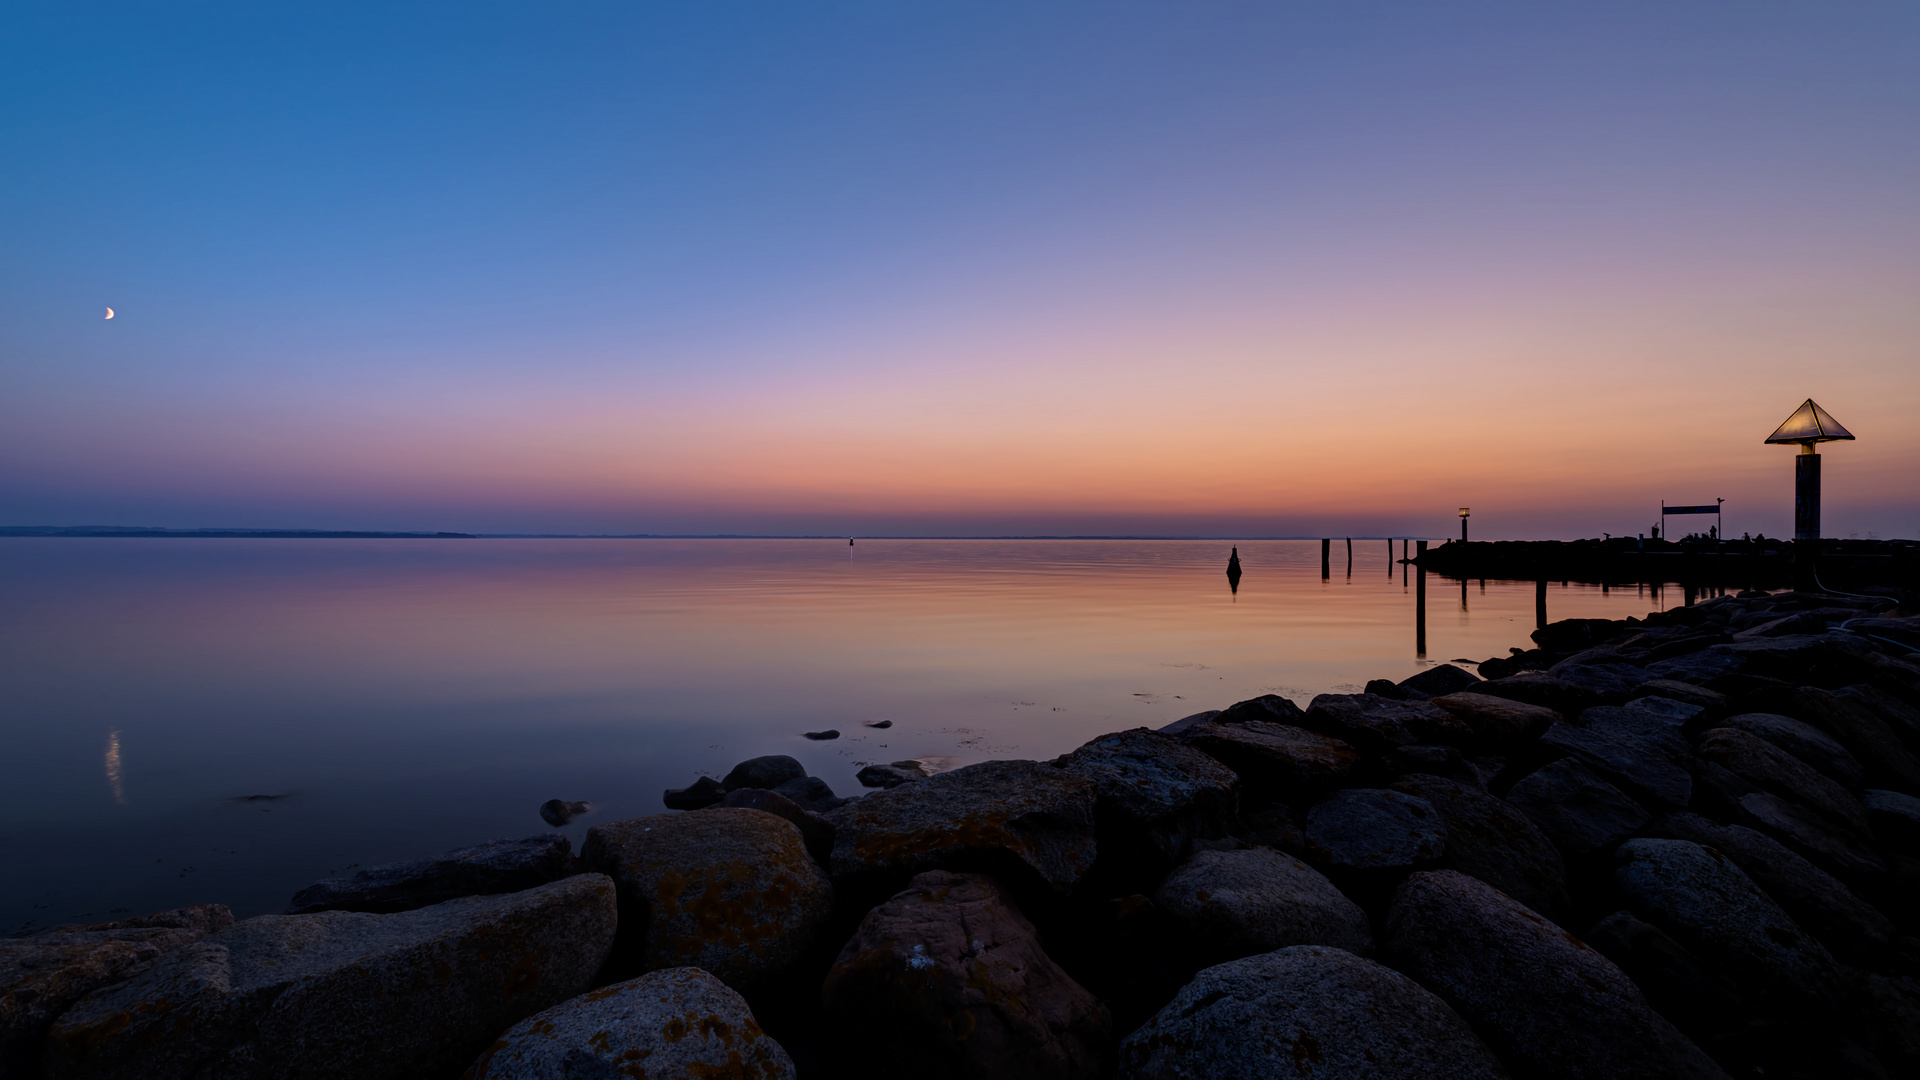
[1766,399,1853,542]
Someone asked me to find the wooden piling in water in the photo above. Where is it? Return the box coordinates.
[1322,538,1331,579]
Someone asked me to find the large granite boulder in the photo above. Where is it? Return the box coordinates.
[45,876,616,1080]
[1055,728,1239,871]
[463,967,794,1079]
[583,808,833,988]
[716,787,835,864]
[1503,758,1649,857]
[1175,721,1358,802]
[1612,839,1842,1015]
[1652,812,1894,967]
[1537,721,1691,809]
[1302,694,1471,753]
[773,774,847,812]
[1213,693,1306,724]
[1153,847,1373,962]
[1697,728,1869,833]
[1382,870,1729,1080]
[1391,774,1569,918]
[1793,686,1920,794]
[1546,661,1650,704]
[722,755,809,791]
[2,906,233,1076]
[1582,696,1701,763]
[1116,945,1507,1080]
[1583,911,1750,1061]
[826,759,1098,896]
[1864,788,1920,854]
[1737,790,1887,881]
[820,871,1109,1080]
[1724,712,1863,789]
[287,835,574,915]
[1303,788,1447,872]
[1427,692,1559,746]
[1472,671,1598,719]
[1397,663,1484,699]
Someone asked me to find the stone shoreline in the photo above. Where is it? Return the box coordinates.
[7,587,1920,1078]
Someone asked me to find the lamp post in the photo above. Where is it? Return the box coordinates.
[1764,399,1854,587]
[1459,507,1470,543]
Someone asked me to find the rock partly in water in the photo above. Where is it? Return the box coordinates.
[583,808,833,989]
[663,775,726,810]
[1056,727,1240,873]
[1391,773,1569,919]
[865,719,894,729]
[1396,663,1485,699]
[827,759,1098,897]
[772,774,848,812]
[718,787,836,865]
[1152,846,1373,963]
[1,906,234,1077]
[1116,945,1508,1080]
[286,835,575,915]
[1427,692,1560,747]
[821,871,1110,1080]
[463,966,795,1080]
[1612,838,1842,1015]
[1502,758,1649,858]
[722,755,809,792]
[857,761,932,788]
[1175,720,1359,802]
[537,799,590,826]
[1302,694,1472,753]
[1212,693,1306,724]
[1382,869,1729,1080]
[1303,788,1447,872]
[803,729,840,740]
[45,876,617,1080]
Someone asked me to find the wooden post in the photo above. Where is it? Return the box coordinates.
[1415,540,1428,657]
[1345,537,1352,577]
[1321,538,1331,580]
[1534,579,1547,630]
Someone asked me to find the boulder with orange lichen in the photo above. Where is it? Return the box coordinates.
[463,967,794,1080]
[820,870,1110,1080]
[582,807,834,989]
[43,876,615,1080]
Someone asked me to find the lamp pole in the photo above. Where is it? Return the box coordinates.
[1765,399,1854,589]
[1459,508,1470,543]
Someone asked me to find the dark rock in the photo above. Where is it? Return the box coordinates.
[1726,712,1864,789]
[1651,812,1895,966]
[662,775,725,810]
[773,774,848,812]
[1793,687,1920,795]
[1837,685,1920,750]
[1302,693,1472,753]
[1584,911,1750,1059]
[46,877,616,1080]
[1234,803,1304,855]
[1116,945,1507,1080]
[865,719,894,728]
[287,836,575,915]
[1382,744,1482,788]
[1056,728,1240,870]
[1382,869,1730,1080]
[803,729,841,740]
[1397,663,1484,699]
[1863,788,1920,854]
[821,871,1109,1080]
[1175,720,1359,802]
[1631,678,1729,713]
[1707,672,1802,717]
[1153,847,1373,962]
[1613,838,1841,1014]
[857,760,932,788]
[1392,774,1569,918]
[826,759,1098,896]
[1697,727,1869,832]
[537,799,589,826]
[1,906,233,1076]
[1846,968,1920,1074]
[1365,677,1410,699]
[1474,670,1599,718]
[464,966,794,1079]
[1213,693,1306,724]
[1155,710,1219,735]
[1547,661,1651,703]
[722,754,809,791]
[582,808,833,988]
[1583,696,1701,762]
[1645,648,1748,686]
[1538,721,1692,809]
[1427,691,1559,746]
[1737,791,1887,881]
[1304,788,1447,872]
[1533,617,1629,653]
[718,787,836,864]
[1503,758,1649,857]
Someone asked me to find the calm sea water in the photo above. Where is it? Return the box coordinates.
[0,538,1678,932]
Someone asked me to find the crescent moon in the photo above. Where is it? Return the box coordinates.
[104,307,114,319]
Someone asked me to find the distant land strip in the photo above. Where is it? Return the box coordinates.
[0,526,477,539]
[3,527,1436,541]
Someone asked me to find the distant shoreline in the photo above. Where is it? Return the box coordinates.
[1,527,1432,541]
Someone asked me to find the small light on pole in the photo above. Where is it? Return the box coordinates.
[1459,507,1470,543]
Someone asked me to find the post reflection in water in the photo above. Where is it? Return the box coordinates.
[104,729,126,805]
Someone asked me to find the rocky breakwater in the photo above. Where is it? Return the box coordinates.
[9,585,1920,1079]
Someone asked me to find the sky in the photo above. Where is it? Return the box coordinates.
[3,2,1917,539]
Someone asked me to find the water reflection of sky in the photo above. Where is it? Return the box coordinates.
[1,538,1673,930]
